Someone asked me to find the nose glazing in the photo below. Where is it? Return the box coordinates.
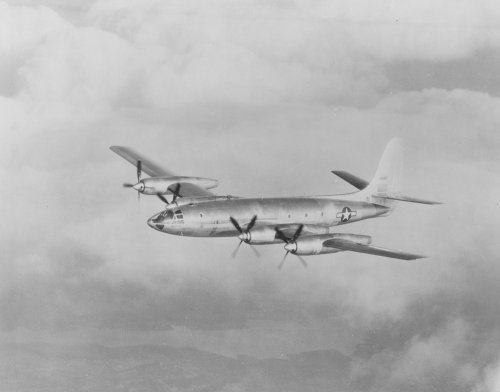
[147,216,165,231]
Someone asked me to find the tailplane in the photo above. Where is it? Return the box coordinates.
[338,138,440,213]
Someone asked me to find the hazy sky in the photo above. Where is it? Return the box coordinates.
[1,1,500,391]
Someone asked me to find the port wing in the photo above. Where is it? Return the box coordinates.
[323,238,425,260]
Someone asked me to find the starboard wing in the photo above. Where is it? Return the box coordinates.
[110,146,215,197]
[323,238,425,260]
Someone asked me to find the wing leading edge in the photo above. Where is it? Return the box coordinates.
[323,238,425,260]
[110,146,214,198]
[110,146,173,177]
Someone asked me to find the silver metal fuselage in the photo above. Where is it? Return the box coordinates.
[147,197,388,243]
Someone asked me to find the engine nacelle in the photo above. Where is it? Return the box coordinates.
[140,176,218,195]
[239,228,278,245]
[329,233,372,245]
[292,233,372,255]
[166,195,239,209]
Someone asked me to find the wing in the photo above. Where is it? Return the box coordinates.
[110,146,214,197]
[323,238,425,260]
[110,146,173,177]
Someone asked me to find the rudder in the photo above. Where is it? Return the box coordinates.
[358,138,403,210]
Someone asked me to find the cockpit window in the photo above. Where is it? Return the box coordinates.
[173,209,184,224]
[152,209,184,225]
[152,210,174,223]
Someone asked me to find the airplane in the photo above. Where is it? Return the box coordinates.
[110,138,440,268]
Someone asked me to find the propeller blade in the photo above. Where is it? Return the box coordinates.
[157,194,169,205]
[123,183,134,188]
[274,227,289,243]
[296,255,308,268]
[168,183,181,203]
[232,240,243,258]
[230,216,260,257]
[230,217,243,234]
[247,215,258,232]
[292,224,304,243]
[249,244,261,258]
[278,251,289,270]
[137,160,142,182]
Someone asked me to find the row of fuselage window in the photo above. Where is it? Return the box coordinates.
[166,208,330,225]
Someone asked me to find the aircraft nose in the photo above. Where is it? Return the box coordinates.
[148,214,165,231]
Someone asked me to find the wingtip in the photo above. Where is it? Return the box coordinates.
[109,145,130,154]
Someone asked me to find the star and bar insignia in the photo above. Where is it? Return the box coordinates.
[336,206,357,222]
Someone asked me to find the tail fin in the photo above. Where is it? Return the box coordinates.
[352,138,441,210]
[357,138,403,211]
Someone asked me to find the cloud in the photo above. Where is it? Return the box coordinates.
[389,319,476,387]
[475,359,500,392]
[2,1,500,391]
[17,26,137,106]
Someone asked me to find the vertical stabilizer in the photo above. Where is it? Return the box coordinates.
[357,138,403,211]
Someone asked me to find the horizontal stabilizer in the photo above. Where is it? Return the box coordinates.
[323,238,426,260]
[373,194,442,205]
[331,171,369,190]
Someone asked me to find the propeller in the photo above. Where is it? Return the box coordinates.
[137,160,142,182]
[156,193,169,205]
[274,224,307,270]
[156,183,182,207]
[169,183,181,203]
[229,215,260,258]
[123,160,144,202]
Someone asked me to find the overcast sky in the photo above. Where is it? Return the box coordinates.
[1,1,500,391]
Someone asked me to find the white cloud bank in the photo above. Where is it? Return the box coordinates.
[1,1,500,391]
